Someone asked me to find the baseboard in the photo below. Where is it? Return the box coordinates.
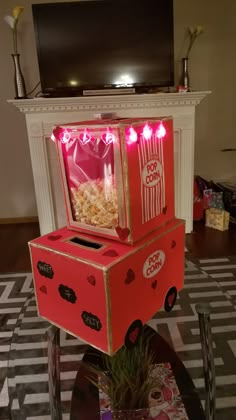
[0,216,39,224]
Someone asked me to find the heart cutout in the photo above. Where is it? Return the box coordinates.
[87,275,96,286]
[168,292,176,306]
[171,240,176,249]
[125,268,135,285]
[129,327,139,344]
[39,285,47,294]
[151,280,157,290]
[47,235,62,241]
[115,226,130,241]
[103,249,119,257]
[162,206,168,215]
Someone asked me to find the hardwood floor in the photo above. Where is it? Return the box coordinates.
[0,222,40,273]
[186,220,236,258]
[0,221,236,273]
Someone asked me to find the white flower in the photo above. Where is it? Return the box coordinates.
[188,26,194,36]
[4,15,15,30]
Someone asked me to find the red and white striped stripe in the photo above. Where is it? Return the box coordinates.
[138,133,166,224]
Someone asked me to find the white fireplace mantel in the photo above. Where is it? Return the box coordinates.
[10,91,210,235]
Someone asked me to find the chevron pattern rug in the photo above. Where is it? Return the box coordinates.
[1,257,236,420]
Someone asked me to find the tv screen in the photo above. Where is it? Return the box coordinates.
[32,0,174,97]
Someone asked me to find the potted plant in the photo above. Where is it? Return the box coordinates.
[85,331,161,419]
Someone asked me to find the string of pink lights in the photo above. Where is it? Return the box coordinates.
[51,122,166,146]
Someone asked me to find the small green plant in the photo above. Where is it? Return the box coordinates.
[85,333,160,411]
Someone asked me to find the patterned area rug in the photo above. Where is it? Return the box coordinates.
[1,256,236,420]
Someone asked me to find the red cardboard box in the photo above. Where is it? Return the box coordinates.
[29,218,185,355]
[52,117,175,244]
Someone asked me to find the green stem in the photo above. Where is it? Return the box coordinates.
[13,27,18,55]
[186,34,197,58]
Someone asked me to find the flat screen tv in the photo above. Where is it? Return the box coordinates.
[32,0,174,97]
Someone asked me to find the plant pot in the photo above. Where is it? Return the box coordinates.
[111,408,150,419]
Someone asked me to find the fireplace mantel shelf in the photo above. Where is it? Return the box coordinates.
[9,91,210,114]
[10,91,211,235]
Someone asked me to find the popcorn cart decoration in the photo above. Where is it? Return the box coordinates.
[52,117,175,244]
[29,218,185,355]
[29,115,185,357]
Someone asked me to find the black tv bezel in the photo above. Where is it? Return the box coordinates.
[32,0,174,97]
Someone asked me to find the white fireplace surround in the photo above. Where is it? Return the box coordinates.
[10,91,210,235]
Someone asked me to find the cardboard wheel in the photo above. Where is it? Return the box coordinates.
[164,286,177,312]
[124,319,143,349]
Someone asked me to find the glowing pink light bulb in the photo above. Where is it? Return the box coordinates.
[102,128,116,145]
[79,129,91,145]
[128,127,138,144]
[156,123,166,139]
[143,124,152,140]
[61,130,71,144]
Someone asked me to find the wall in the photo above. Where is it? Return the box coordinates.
[174,0,236,182]
[0,0,235,218]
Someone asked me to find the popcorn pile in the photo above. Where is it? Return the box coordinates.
[71,177,118,228]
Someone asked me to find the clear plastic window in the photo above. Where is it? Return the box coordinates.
[61,133,118,229]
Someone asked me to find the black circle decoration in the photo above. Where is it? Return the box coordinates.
[58,284,77,304]
[124,319,143,349]
[164,286,177,312]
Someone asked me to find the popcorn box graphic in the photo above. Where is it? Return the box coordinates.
[29,218,185,355]
[52,117,175,244]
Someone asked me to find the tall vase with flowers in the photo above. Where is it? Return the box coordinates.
[4,6,27,99]
[180,25,204,91]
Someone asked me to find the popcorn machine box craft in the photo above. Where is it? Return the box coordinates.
[52,117,175,244]
[29,218,185,355]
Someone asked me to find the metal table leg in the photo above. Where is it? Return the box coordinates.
[47,326,62,420]
[196,303,216,420]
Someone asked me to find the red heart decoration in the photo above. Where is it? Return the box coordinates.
[162,206,168,214]
[47,235,62,241]
[40,285,47,294]
[129,327,139,344]
[125,269,135,285]
[171,240,176,248]
[151,280,157,290]
[87,275,96,286]
[52,126,63,141]
[102,249,119,257]
[168,292,175,306]
[115,226,130,241]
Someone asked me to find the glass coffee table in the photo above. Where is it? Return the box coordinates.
[8,293,206,419]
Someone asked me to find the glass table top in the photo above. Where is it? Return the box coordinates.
[7,293,205,420]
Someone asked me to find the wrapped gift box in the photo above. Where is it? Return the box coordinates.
[52,117,175,244]
[205,208,230,231]
[29,218,185,355]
